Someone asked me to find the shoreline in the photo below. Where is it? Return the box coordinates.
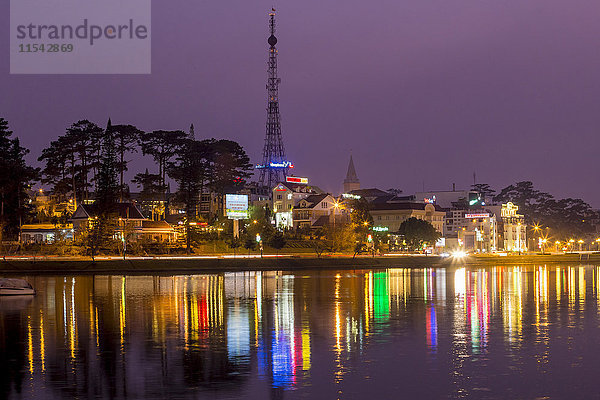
[1,253,599,275]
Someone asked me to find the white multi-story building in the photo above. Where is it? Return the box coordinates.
[272,181,323,229]
[486,202,527,253]
[444,210,497,252]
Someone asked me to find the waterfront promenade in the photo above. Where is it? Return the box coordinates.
[1,253,598,274]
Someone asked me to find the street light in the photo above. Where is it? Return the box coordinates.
[333,201,341,225]
[332,200,343,253]
[256,233,263,258]
[540,238,547,254]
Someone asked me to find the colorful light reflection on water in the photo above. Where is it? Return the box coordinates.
[2,265,600,399]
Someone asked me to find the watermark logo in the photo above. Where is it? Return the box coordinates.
[10,0,151,74]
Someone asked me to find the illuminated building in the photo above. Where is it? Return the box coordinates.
[369,202,445,233]
[444,211,498,252]
[487,203,527,252]
[292,194,344,229]
[71,203,145,232]
[20,223,74,243]
[271,181,323,228]
[71,203,176,242]
[30,189,77,219]
[237,181,271,209]
[129,191,170,220]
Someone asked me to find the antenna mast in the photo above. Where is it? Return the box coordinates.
[257,9,292,188]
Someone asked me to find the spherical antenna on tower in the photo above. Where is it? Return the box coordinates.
[268,35,277,47]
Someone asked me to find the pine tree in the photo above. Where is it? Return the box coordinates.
[132,169,167,220]
[38,119,102,202]
[111,123,143,201]
[0,118,39,240]
[139,130,187,189]
[167,139,211,253]
[95,119,119,213]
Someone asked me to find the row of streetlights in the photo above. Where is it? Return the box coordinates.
[554,238,600,252]
[532,224,600,253]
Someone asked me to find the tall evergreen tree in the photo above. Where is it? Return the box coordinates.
[139,130,187,189]
[110,123,143,201]
[38,138,71,200]
[39,119,102,202]
[95,119,120,213]
[132,169,166,199]
[132,169,167,220]
[167,139,212,253]
[67,120,103,201]
[207,139,253,216]
[0,118,39,240]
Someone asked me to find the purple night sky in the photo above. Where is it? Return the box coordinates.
[2,0,599,206]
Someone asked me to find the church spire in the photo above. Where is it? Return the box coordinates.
[343,155,360,193]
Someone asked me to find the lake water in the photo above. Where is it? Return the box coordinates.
[2,265,600,399]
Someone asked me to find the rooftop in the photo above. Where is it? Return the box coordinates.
[72,203,146,220]
[369,202,444,212]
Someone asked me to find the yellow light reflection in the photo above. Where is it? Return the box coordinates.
[335,274,341,354]
[28,316,33,376]
[69,278,77,360]
[301,322,311,371]
[503,268,523,343]
[556,267,561,304]
[579,267,585,303]
[40,309,45,373]
[334,273,343,385]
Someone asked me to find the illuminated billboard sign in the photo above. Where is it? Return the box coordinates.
[255,161,294,169]
[372,226,389,232]
[464,213,489,219]
[225,194,248,220]
[286,176,308,184]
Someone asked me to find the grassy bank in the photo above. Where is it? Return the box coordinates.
[0,253,599,275]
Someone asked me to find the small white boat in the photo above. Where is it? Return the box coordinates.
[0,279,36,296]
